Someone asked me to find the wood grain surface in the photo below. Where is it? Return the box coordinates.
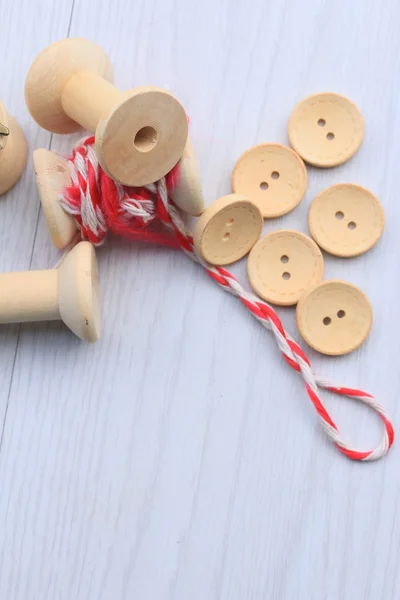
[0,0,400,598]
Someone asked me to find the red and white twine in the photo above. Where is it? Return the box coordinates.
[60,136,394,461]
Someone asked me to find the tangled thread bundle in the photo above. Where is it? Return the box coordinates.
[61,136,394,461]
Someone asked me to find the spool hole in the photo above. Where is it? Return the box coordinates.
[134,126,158,153]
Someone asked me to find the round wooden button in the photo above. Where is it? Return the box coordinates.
[232,144,307,218]
[288,93,364,167]
[308,184,384,257]
[193,194,263,265]
[296,280,372,356]
[247,230,324,306]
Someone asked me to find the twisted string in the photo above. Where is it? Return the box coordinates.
[62,136,394,461]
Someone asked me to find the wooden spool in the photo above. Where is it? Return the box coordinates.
[34,147,204,248]
[0,241,101,342]
[25,38,189,187]
[0,99,27,195]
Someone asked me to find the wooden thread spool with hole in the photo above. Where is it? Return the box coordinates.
[33,146,204,249]
[0,99,27,195]
[0,241,100,342]
[25,38,189,187]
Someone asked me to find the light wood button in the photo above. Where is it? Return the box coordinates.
[232,144,307,218]
[193,194,263,265]
[247,230,324,306]
[296,280,372,356]
[308,184,384,257]
[288,93,364,167]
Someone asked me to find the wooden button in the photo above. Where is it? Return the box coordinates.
[232,144,307,218]
[288,93,364,167]
[193,194,262,265]
[247,230,324,306]
[308,184,384,257]
[296,280,372,356]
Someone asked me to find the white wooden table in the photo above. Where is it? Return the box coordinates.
[0,1,399,598]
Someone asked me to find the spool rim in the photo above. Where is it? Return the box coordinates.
[25,38,114,134]
[95,87,188,186]
[58,242,101,342]
[0,99,9,154]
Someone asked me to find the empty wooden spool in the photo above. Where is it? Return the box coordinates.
[0,241,101,341]
[25,38,189,187]
[34,147,204,248]
[0,98,27,195]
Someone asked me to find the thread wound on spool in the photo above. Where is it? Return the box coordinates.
[62,136,180,247]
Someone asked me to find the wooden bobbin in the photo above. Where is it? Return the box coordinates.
[0,99,27,195]
[25,38,188,187]
[34,147,204,248]
[0,241,100,342]
[171,138,204,216]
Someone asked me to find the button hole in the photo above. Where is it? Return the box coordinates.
[348,221,357,230]
[271,171,280,180]
[282,272,290,280]
[323,317,331,326]
[260,182,269,190]
[280,255,289,264]
[318,119,326,127]
[327,132,335,140]
[222,232,230,241]
[335,211,344,220]
[337,310,346,319]
[226,218,234,227]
